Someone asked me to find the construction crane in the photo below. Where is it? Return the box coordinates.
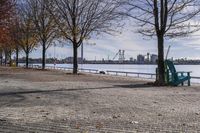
[113,51,120,60]
[113,50,125,62]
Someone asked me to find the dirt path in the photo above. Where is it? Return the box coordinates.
[0,67,200,132]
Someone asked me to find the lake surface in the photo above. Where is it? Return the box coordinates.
[42,64,200,83]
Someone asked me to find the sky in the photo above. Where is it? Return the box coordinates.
[25,23,200,61]
[16,0,200,61]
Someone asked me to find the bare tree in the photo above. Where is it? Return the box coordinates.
[47,0,123,74]
[125,0,200,85]
[28,0,58,70]
[18,3,38,68]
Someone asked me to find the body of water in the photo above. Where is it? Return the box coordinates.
[26,63,200,83]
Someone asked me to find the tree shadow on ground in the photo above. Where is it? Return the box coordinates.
[0,83,153,107]
[0,86,115,97]
[0,83,154,97]
[0,86,116,107]
[114,83,153,89]
[0,82,154,97]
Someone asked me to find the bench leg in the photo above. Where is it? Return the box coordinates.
[188,79,191,86]
[187,72,191,86]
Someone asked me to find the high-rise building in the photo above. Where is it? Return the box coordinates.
[137,54,145,63]
[130,57,134,62]
[151,54,158,63]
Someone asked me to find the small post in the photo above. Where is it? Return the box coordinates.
[156,68,158,82]
[181,73,184,86]
[188,72,191,86]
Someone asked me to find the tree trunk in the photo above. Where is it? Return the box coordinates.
[73,44,78,74]
[16,47,19,67]
[4,52,7,66]
[25,52,29,69]
[42,43,46,70]
[0,52,3,66]
[9,51,12,67]
[157,35,165,85]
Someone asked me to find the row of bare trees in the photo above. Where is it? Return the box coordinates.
[0,0,123,71]
[1,0,200,85]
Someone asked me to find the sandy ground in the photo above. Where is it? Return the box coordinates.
[0,67,200,133]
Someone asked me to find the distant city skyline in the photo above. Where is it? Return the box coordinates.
[23,23,200,60]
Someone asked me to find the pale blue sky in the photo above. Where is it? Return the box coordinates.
[25,23,200,60]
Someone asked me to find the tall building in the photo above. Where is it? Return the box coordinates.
[130,57,134,62]
[151,54,158,63]
[137,54,145,63]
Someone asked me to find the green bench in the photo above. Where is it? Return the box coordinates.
[165,60,191,86]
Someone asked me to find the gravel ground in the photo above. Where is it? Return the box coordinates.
[0,67,200,133]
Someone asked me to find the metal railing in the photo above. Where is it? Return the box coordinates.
[79,68,98,73]
[106,70,156,79]
[45,65,99,73]
[191,76,200,79]
[106,70,200,82]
